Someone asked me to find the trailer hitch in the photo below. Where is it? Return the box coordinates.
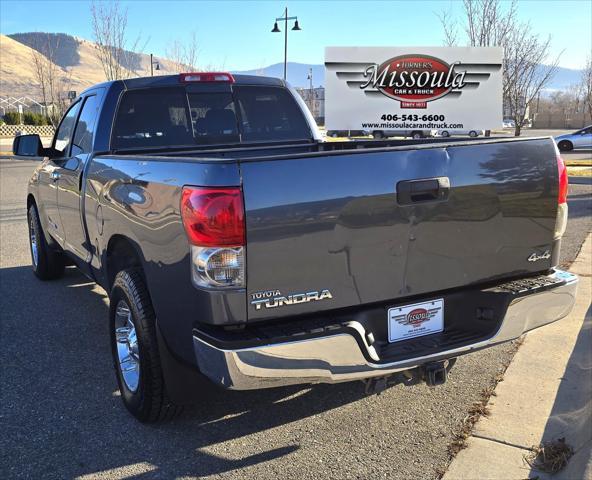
[424,361,448,386]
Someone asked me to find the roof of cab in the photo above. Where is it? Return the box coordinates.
[79,73,285,97]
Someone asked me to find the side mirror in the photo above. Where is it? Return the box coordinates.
[13,134,43,157]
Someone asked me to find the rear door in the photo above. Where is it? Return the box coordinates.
[56,91,103,264]
[241,138,559,321]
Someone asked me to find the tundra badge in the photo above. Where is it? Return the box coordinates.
[250,289,333,310]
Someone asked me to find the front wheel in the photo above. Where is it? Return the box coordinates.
[469,130,478,138]
[372,131,385,139]
[441,131,450,138]
[558,140,573,152]
[110,269,182,422]
[28,204,65,280]
[411,131,423,139]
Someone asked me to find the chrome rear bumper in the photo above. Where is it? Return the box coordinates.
[193,270,578,390]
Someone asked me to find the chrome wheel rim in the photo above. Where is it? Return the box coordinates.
[114,300,140,392]
[29,215,38,267]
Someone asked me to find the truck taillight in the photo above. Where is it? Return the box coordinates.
[554,154,568,240]
[557,155,568,205]
[181,187,245,288]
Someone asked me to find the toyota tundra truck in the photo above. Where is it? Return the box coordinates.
[14,72,578,422]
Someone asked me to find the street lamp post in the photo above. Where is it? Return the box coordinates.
[307,67,314,117]
[271,7,301,81]
[150,53,160,76]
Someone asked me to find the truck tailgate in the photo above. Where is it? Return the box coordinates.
[241,138,559,321]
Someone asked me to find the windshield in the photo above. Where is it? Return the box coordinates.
[111,85,311,149]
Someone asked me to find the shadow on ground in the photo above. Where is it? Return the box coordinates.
[530,306,592,479]
[0,265,372,479]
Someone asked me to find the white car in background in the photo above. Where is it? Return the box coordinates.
[371,129,437,139]
[554,126,592,151]
[436,129,485,138]
[503,120,515,128]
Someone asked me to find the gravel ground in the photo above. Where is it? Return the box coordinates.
[1,158,590,480]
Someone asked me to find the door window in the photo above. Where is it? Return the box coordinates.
[112,88,193,149]
[71,95,100,157]
[53,101,81,156]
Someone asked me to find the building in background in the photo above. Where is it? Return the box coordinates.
[295,87,325,125]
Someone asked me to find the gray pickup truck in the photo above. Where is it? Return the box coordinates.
[15,73,578,422]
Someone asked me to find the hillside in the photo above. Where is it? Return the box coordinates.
[0,34,45,98]
[1,32,187,98]
[233,62,325,88]
[235,62,584,91]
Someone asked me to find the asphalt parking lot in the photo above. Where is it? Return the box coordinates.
[1,157,590,480]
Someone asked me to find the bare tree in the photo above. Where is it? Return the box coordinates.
[438,0,560,136]
[30,33,72,127]
[31,47,50,114]
[436,8,458,47]
[582,57,592,120]
[462,0,517,47]
[503,26,560,136]
[184,32,199,71]
[166,32,200,72]
[90,1,144,80]
[545,84,583,116]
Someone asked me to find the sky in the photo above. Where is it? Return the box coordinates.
[1,0,590,71]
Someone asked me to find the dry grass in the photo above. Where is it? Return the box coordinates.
[566,167,592,177]
[564,159,592,167]
[524,437,574,474]
[447,393,492,457]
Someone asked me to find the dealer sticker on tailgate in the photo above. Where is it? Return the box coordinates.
[388,299,444,343]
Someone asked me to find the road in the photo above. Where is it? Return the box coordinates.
[1,157,590,480]
[497,129,591,163]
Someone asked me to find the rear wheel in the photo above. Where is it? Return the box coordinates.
[27,204,65,280]
[411,131,423,139]
[441,130,450,137]
[372,130,384,139]
[469,130,478,138]
[558,140,573,152]
[110,268,182,422]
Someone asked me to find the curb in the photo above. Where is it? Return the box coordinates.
[443,234,592,480]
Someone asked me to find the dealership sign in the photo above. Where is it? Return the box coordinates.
[325,47,503,131]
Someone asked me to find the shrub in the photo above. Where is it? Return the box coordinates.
[23,112,49,125]
[3,112,21,125]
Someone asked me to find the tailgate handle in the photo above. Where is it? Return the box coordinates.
[397,177,450,204]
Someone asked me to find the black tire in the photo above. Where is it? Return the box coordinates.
[441,131,450,137]
[27,203,65,280]
[109,269,182,422]
[411,131,423,139]
[558,140,573,152]
[372,131,384,139]
[469,130,478,138]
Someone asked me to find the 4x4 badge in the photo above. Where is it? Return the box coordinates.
[528,250,551,262]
